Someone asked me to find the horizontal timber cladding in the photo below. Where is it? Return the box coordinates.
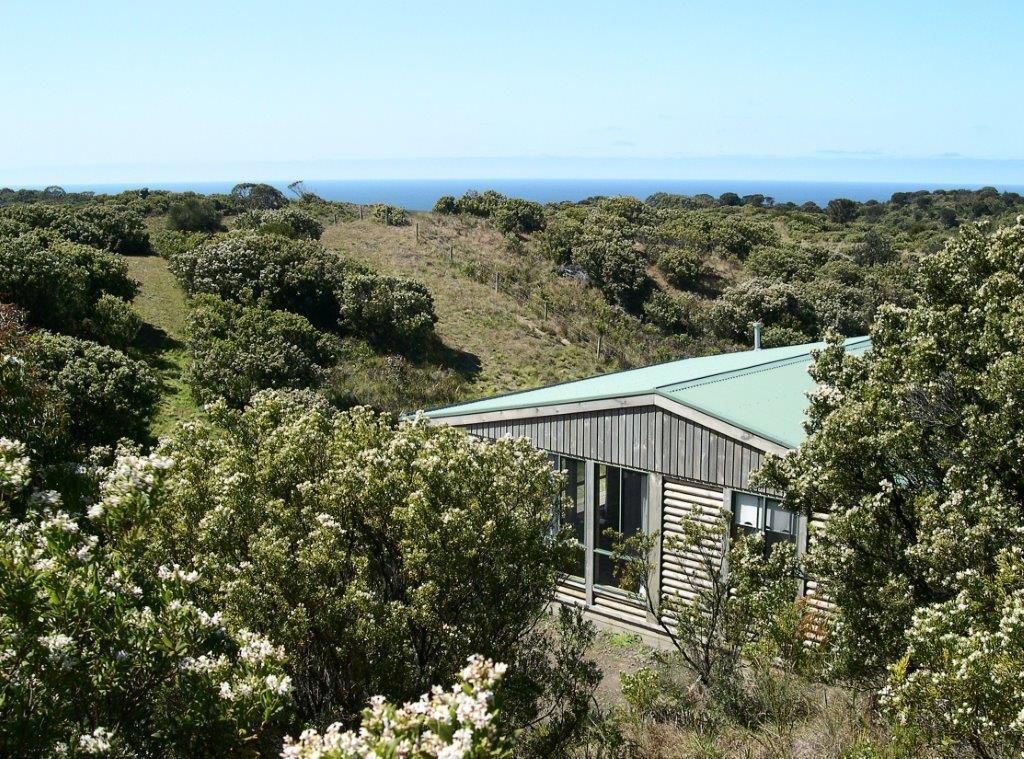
[462,405,769,492]
[660,479,727,607]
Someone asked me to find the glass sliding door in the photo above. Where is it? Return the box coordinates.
[548,454,586,579]
[593,464,647,593]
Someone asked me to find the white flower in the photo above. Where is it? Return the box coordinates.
[78,726,112,754]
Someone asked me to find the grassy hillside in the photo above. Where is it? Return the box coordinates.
[321,213,651,399]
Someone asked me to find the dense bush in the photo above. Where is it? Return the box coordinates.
[26,331,159,449]
[642,290,695,334]
[0,203,150,254]
[148,392,572,728]
[149,228,212,260]
[758,220,1024,756]
[492,198,545,236]
[657,246,706,288]
[0,444,292,757]
[455,190,505,217]
[166,195,223,232]
[185,295,340,407]
[235,207,324,240]
[369,204,409,226]
[432,194,457,214]
[0,231,140,344]
[168,233,347,326]
[707,279,815,344]
[231,182,288,210]
[83,292,142,349]
[335,273,437,350]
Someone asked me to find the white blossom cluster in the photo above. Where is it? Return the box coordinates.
[280,655,509,759]
[0,437,31,491]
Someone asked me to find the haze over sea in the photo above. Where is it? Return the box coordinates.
[42,179,1024,211]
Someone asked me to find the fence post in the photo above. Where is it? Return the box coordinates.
[359,205,363,220]
[596,333,603,359]
[449,246,454,263]
[415,223,419,243]
[542,300,548,322]
[494,272,500,292]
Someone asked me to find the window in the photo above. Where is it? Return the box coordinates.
[594,464,647,592]
[548,454,586,579]
[731,491,798,554]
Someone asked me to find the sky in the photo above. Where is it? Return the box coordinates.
[2,0,1023,185]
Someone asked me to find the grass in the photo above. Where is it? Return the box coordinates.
[320,213,618,401]
[123,253,198,438]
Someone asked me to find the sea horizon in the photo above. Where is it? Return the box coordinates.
[10,177,1024,210]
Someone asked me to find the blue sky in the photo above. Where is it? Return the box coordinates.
[2,1,1023,184]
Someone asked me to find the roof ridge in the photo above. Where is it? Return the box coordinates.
[661,335,870,392]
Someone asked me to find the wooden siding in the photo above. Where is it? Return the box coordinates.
[462,405,769,492]
[660,479,726,607]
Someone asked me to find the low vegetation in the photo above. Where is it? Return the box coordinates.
[2,183,1023,756]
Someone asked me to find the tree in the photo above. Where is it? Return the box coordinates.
[231,182,288,210]
[718,192,741,206]
[825,198,858,223]
[167,196,223,232]
[757,220,1024,756]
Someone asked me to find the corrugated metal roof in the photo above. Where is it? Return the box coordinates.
[425,336,870,448]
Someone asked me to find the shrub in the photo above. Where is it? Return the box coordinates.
[167,196,223,232]
[235,207,324,240]
[281,656,511,758]
[492,199,545,236]
[456,190,505,217]
[370,204,409,226]
[642,290,694,334]
[0,203,150,254]
[0,445,292,756]
[185,294,340,407]
[335,273,437,351]
[756,221,1024,756]
[432,195,457,214]
[150,228,211,260]
[0,231,139,342]
[84,293,142,350]
[231,182,288,210]
[168,233,347,327]
[26,331,159,449]
[0,307,72,468]
[571,232,650,311]
[657,246,705,288]
[706,279,815,344]
[149,392,571,728]
[825,198,858,223]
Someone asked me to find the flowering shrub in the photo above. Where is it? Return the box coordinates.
[281,656,512,758]
[168,233,353,326]
[185,294,340,407]
[0,230,140,344]
[148,390,565,727]
[0,445,292,756]
[0,202,150,254]
[235,207,324,240]
[25,331,159,451]
[757,220,1024,755]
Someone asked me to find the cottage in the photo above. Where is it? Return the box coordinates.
[425,336,870,642]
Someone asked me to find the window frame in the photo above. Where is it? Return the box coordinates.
[548,453,587,581]
[592,462,649,595]
[725,488,807,594]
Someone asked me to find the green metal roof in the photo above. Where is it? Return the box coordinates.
[426,336,871,448]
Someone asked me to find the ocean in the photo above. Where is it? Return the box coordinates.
[47,178,1024,211]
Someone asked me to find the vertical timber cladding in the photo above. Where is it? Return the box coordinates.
[463,405,768,492]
